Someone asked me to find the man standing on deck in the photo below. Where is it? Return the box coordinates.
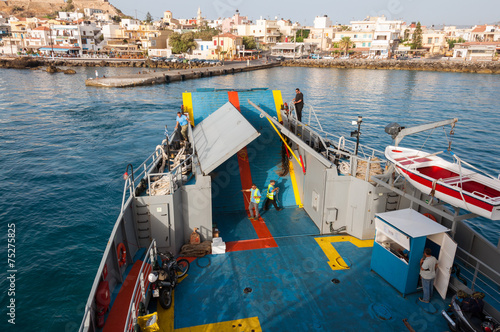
[242,184,261,220]
[419,248,438,303]
[264,180,282,211]
[175,111,189,141]
[293,88,304,122]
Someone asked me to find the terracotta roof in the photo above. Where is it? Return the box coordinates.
[215,32,240,39]
[33,26,50,31]
[460,41,500,46]
[472,25,486,33]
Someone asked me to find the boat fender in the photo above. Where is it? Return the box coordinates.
[102,263,108,279]
[117,242,127,267]
[423,213,437,222]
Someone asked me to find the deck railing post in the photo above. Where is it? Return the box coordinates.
[471,261,480,292]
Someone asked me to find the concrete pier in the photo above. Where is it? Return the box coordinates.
[85,61,281,88]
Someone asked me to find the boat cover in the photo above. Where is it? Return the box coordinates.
[376,209,450,237]
[192,102,260,175]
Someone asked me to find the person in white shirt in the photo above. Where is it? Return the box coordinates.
[419,248,438,303]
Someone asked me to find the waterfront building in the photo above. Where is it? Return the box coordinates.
[422,30,447,54]
[470,24,500,42]
[276,19,300,43]
[191,39,215,59]
[211,32,242,60]
[270,42,312,58]
[453,41,500,60]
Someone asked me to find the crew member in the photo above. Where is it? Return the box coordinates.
[293,88,304,122]
[175,111,189,141]
[242,184,261,220]
[419,248,438,303]
[264,180,282,211]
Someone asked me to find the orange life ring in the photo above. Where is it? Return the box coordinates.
[423,213,437,222]
[117,243,127,267]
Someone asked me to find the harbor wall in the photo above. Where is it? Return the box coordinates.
[282,59,500,74]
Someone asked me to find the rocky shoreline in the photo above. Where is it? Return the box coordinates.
[2,57,500,75]
[0,57,222,72]
[281,59,500,74]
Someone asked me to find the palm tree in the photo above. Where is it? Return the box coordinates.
[339,36,353,56]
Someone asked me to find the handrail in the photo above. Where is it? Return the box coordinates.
[454,247,500,308]
[123,240,157,332]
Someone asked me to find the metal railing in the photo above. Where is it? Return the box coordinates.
[147,154,194,195]
[124,240,157,332]
[454,246,500,310]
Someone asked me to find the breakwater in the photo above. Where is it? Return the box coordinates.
[84,61,279,88]
[282,59,500,74]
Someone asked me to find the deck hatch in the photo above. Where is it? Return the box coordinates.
[192,102,260,175]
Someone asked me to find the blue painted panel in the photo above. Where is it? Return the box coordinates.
[371,242,409,294]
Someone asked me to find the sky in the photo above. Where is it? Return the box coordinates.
[113,0,499,27]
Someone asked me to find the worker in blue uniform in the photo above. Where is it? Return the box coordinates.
[264,180,282,211]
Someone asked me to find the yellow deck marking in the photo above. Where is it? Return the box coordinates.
[176,317,262,332]
[288,161,303,208]
[157,290,175,332]
[315,236,374,271]
[272,90,283,122]
[182,92,195,126]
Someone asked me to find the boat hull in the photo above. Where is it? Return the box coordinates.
[385,146,500,220]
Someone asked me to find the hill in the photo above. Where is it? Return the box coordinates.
[0,0,123,19]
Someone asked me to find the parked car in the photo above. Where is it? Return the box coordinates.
[275,56,284,61]
[310,54,322,59]
[323,55,335,60]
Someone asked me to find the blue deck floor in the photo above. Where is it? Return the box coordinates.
[174,210,451,331]
[214,207,320,242]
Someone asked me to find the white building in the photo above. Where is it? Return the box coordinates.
[313,15,332,29]
[58,12,84,21]
[191,39,214,59]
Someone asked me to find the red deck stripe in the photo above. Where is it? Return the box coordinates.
[226,238,278,252]
[226,91,278,252]
[251,218,274,238]
[103,260,143,332]
[228,91,253,210]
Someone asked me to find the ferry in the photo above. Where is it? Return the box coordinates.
[79,88,500,332]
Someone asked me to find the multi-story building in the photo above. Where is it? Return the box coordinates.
[470,25,499,42]
[235,18,280,48]
[222,10,249,34]
[211,33,242,60]
[191,39,214,59]
[422,30,447,54]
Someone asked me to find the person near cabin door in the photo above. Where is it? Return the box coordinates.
[264,180,282,211]
[419,248,438,303]
[242,184,261,220]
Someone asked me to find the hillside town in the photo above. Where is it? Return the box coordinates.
[0,5,499,61]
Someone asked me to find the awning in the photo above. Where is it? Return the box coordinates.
[193,102,260,175]
[376,209,450,237]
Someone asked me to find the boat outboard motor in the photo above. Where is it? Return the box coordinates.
[385,122,404,140]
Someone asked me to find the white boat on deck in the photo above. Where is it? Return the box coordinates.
[385,145,500,220]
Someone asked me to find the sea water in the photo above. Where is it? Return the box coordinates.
[0,66,499,331]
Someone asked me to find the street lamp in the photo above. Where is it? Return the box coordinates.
[351,116,362,155]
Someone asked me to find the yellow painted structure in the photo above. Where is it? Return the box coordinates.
[181,92,195,126]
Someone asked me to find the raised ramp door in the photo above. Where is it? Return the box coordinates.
[193,102,260,175]
[428,232,458,299]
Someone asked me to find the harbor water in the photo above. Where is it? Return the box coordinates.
[0,66,499,331]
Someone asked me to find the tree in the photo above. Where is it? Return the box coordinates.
[411,22,423,50]
[145,12,153,24]
[447,37,465,50]
[169,32,197,54]
[294,29,310,42]
[242,36,256,50]
[339,36,353,55]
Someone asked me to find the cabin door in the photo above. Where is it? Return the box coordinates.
[428,232,457,299]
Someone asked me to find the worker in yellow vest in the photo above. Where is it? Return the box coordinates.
[242,184,261,220]
[264,180,282,211]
